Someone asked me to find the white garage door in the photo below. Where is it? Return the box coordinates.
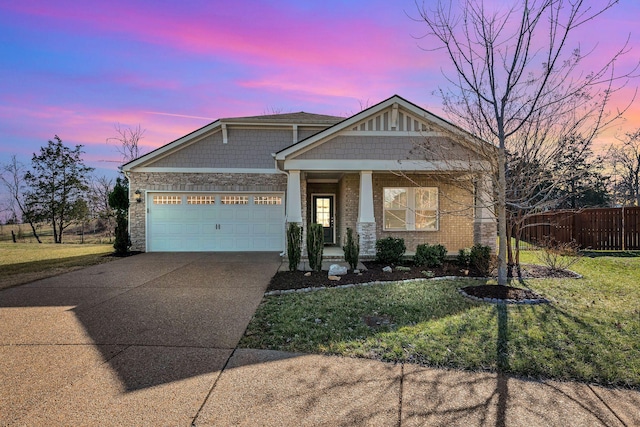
[147,193,285,252]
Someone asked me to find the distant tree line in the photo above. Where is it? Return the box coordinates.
[0,125,144,248]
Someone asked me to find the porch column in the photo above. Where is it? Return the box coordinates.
[474,174,497,251]
[357,171,377,256]
[286,170,303,223]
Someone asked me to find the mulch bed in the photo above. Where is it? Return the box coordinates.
[267,261,471,291]
[268,261,579,302]
[459,285,544,302]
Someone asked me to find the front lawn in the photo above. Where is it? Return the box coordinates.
[240,254,640,387]
[0,242,115,289]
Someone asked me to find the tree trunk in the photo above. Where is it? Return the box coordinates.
[497,147,508,286]
[27,221,42,243]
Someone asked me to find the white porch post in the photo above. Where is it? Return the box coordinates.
[474,174,497,251]
[286,170,303,223]
[358,170,375,222]
[357,171,377,256]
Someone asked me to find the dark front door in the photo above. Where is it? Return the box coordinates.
[312,195,335,244]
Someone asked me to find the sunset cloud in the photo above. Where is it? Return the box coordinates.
[0,0,638,182]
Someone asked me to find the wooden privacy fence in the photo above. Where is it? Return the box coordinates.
[520,207,640,250]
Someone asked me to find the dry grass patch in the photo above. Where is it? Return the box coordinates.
[0,242,114,289]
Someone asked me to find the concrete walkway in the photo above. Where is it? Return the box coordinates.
[1,253,639,426]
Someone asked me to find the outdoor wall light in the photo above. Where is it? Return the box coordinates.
[134,189,142,203]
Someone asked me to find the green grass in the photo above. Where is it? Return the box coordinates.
[241,253,640,387]
[0,242,114,288]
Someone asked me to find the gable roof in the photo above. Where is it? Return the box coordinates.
[122,111,343,171]
[222,112,344,125]
[275,94,491,160]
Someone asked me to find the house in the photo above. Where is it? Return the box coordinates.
[122,95,496,256]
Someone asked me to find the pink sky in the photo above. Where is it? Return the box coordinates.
[0,0,639,185]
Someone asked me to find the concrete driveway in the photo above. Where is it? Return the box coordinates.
[0,252,281,426]
[3,252,640,426]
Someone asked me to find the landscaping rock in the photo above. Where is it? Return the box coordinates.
[353,269,360,274]
[328,275,341,281]
[382,266,393,273]
[304,272,312,277]
[328,264,348,276]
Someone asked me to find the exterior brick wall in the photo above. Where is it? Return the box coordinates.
[127,171,287,251]
[474,221,497,251]
[339,174,360,246]
[372,173,475,253]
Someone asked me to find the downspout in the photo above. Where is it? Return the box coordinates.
[274,153,288,257]
[122,167,132,241]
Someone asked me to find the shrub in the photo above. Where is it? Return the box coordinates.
[286,223,302,271]
[457,248,471,267]
[342,227,360,270]
[306,223,324,272]
[113,215,131,255]
[469,244,492,276]
[536,238,582,272]
[375,237,406,264]
[108,178,130,256]
[414,243,447,267]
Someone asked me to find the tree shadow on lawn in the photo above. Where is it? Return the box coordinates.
[235,296,638,427]
[242,278,490,353]
[1,252,112,276]
[248,275,639,388]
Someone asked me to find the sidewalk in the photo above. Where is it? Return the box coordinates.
[193,349,640,427]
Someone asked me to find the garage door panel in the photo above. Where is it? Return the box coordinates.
[253,224,267,235]
[217,209,235,220]
[235,210,250,221]
[148,192,284,252]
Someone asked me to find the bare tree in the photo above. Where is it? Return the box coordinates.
[416,0,635,285]
[107,124,145,164]
[88,175,115,238]
[608,129,640,206]
[0,155,42,242]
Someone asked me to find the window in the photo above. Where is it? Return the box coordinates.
[187,195,215,205]
[221,195,248,205]
[383,187,438,231]
[254,196,282,205]
[153,195,182,205]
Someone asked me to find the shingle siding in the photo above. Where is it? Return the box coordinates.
[295,135,476,161]
[148,129,295,169]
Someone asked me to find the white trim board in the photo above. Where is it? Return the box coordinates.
[132,167,280,174]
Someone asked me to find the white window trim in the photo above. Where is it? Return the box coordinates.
[383,187,439,231]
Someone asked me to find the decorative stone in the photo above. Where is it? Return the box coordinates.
[328,275,341,281]
[353,269,360,274]
[382,266,393,273]
[328,264,348,276]
[304,272,312,277]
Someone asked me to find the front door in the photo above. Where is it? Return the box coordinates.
[312,195,335,244]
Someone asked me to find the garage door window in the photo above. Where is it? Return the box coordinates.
[221,195,248,205]
[153,195,182,205]
[187,195,215,204]
[254,196,282,205]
